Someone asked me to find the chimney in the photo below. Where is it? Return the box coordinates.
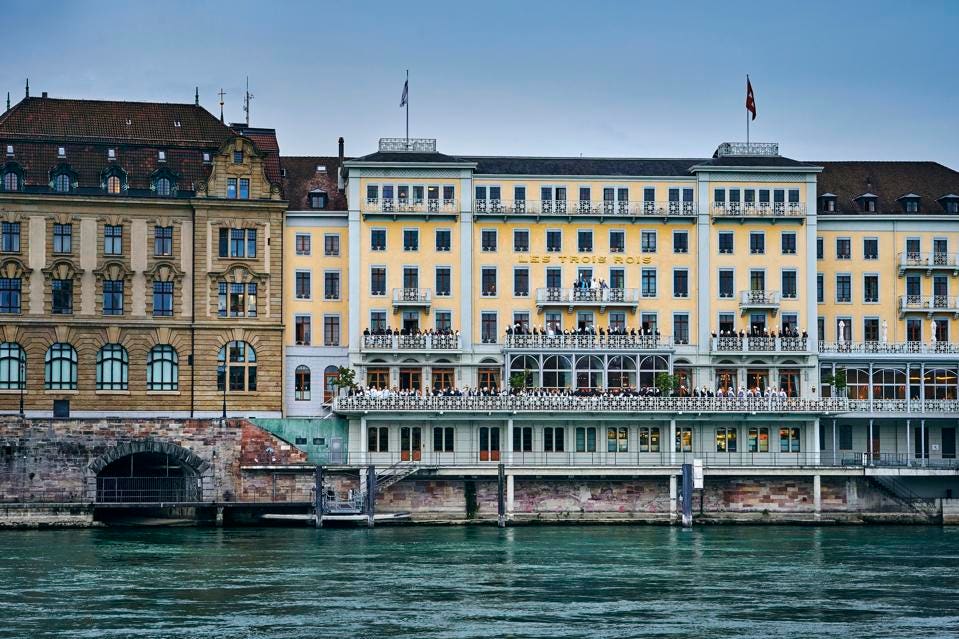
[41,92,48,99]
[337,137,345,191]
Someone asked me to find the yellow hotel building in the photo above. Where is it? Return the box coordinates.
[280,137,959,502]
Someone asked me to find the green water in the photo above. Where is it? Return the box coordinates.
[1,526,958,638]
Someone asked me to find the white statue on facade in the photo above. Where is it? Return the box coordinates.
[881,320,888,343]
[932,320,938,344]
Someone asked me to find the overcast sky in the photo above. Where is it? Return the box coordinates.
[3,0,958,166]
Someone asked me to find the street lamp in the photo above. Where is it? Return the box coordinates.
[18,357,25,419]
[218,364,227,420]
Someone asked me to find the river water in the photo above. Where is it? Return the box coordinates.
[1,525,958,638]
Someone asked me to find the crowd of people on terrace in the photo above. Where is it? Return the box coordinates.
[363,326,459,337]
[349,384,792,400]
[712,326,807,339]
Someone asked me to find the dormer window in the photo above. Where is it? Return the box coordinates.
[1,165,22,192]
[233,151,244,164]
[202,152,211,164]
[898,193,921,214]
[102,166,127,195]
[855,193,878,213]
[107,176,121,194]
[309,190,328,209]
[158,151,166,162]
[939,195,959,214]
[5,145,12,157]
[156,177,172,197]
[57,147,66,158]
[53,173,71,193]
[820,193,837,213]
[107,148,116,160]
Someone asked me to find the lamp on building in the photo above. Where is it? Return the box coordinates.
[217,364,227,420]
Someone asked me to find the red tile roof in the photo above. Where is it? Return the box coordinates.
[281,156,348,211]
[815,161,959,214]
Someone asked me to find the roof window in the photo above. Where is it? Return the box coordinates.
[173,120,181,127]
[5,145,12,157]
[202,152,211,164]
[158,150,166,162]
[57,146,66,158]
[107,148,116,160]
[316,165,327,174]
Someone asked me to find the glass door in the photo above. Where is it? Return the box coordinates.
[479,426,501,462]
[400,426,422,462]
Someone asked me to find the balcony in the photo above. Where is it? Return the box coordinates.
[392,288,432,312]
[535,287,640,313]
[361,334,461,352]
[473,200,696,218]
[897,252,959,276]
[711,202,805,218]
[333,395,847,416]
[846,399,959,416]
[711,335,808,353]
[897,295,959,318]
[505,333,673,351]
[819,341,959,356]
[365,198,459,218]
[739,290,781,315]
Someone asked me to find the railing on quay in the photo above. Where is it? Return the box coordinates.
[473,200,697,217]
[333,395,847,415]
[505,333,672,351]
[712,336,808,353]
[819,341,959,355]
[840,452,959,469]
[95,477,201,503]
[362,334,461,351]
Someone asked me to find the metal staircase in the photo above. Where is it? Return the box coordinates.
[868,475,939,517]
[376,460,421,491]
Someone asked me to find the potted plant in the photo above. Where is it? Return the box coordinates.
[332,367,356,397]
[655,372,678,397]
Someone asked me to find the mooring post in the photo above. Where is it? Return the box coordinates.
[366,465,376,528]
[314,465,324,528]
[681,463,693,527]
[497,462,506,527]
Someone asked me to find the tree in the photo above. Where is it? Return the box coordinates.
[509,369,532,392]
[655,372,678,396]
[332,367,356,393]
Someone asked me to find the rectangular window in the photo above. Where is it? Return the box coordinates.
[324,234,340,256]
[863,238,878,260]
[641,268,657,297]
[513,229,529,252]
[324,316,341,346]
[781,232,796,255]
[673,269,688,298]
[480,312,497,343]
[152,281,173,317]
[370,267,386,296]
[716,427,738,453]
[864,318,879,342]
[227,178,237,199]
[817,273,824,303]
[609,268,625,289]
[324,271,340,300]
[481,267,497,296]
[1,222,20,253]
[435,267,451,296]
[154,226,173,256]
[817,236,823,260]
[403,229,419,251]
[641,230,657,253]
[782,270,797,299]
[367,427,389,453]
[514,268,529,297]
[370,228,386,251]
[780,426,802,453]
[238,178,250,200]
[403,267,419,290]
[839,425,853,451]
[676,427,693,453]
[609,230,625,253]
[102,280,123,315]
[575,426,597,453]
[513,186,527,212]
[607,426,629,453]
[52,279,73,314]
[435,229,451,252]
[104,224,122,255]
[513,426,533,453]
[864,275,879,303]
[748,427,770,453]
[719,269,734,298]
[0,278,21,313]
[749,232,765,255]
[369,311,386,332]
[294,315,312,345]
[836,238,851,259]
[544,427,565,453]
[638,427,661,452]
[836,274,851,303]
[53,223,72,254]
[718,232,733,254]
[577,230,593,252]
[546,267,562,289]
[295,233,311,256]
[295,271,311,299]
[435,310,452,332]
[433,426,455,453]
[546,229,562,252]
[673,230,688,254]
[481,229,497,252]
[673,314,689,345]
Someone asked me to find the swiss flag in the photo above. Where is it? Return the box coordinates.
[746,76,757,120]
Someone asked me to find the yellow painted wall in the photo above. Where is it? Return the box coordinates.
[284,222,349,345]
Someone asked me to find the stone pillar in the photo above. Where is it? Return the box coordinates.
[359,416,368,465]
[906,419,912,467]
[669,418,677,465]
[832,419,837,466]
[506,473,514,522]
[669,474,678,523]
[506,418,514,465]
[921,419,926,466]
[497,462,506,528]
[808,418,821,465]
[813,474,821,520]
[868,419,874,465]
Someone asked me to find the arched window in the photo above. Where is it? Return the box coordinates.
[607,355,637,390]
[96,344,128,390]
[2,171,19,192]
[509,355,539,389]
[155,177,172,197]
[575,355,604,390]
[295,365,311,401]
[217,340,256,391]
[0,342,25,389]
[638,355,669,389]
[53,173,71,193]
[44,343,77,390]
[542,355,571,389]
[324,365,339,404]
[147,345,178,391]
[106,175,121,194]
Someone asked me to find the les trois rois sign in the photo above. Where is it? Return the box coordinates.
[517,254,654,265]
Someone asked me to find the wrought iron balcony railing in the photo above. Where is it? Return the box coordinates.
[472,200,696,217]
[898,295,959,317]
[739,290,781,308]
[711,336,808,353]
[535,287,641,311]
[365,198,459,214]
[819,341,959,355]
[392,288,432,310]
[361,334,461,351]
[711,202,805,217]
[846,399,959,415]
[505,334,673,351]
[715,142,780,157]
[333,395,847,415]
[897,252,959,275]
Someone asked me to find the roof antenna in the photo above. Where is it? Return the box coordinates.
[25,78,29,99]
[218,88,226,123]
[5,92,10,112]
[243,76,254,127]
[195,86,199,106]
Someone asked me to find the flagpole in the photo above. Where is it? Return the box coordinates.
[405,69,409,149]
[746,75,750,146]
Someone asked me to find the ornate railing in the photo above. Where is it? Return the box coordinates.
[472,200,696,217]
[365,198,458,214]
[711,202,805,217]
[362,334,461,351]
[846,399,959,414]
[535,288,641,307]
[333,395,847,415]
[715,142,780,157]
[378,137,436,152]
[897,252,959,271]
[819,341,959,355]
[392,288,432,305]
[505,334,672,350]
[740,290,781,306]
[898,295,959,312]
[711,336,808,353]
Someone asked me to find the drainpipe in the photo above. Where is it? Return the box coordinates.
[190,203,196,418]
